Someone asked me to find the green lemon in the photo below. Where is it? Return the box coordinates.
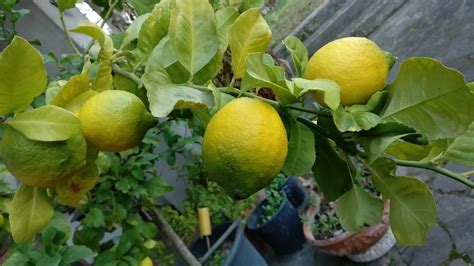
[305,37,389,106]
[139,257,153,266]
[202,97,288,200]
[0,125,87,187]
[77,90,157,152]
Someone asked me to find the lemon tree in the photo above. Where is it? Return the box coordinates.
[0,0,473,264]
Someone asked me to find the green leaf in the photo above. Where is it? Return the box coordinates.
[215,7,239,53]
[336,185,383,232]
[142,47,214,117]
[61,245,97,265]
[333,106,381,132]
[312,132,352,201]
[385,141,433,161]
[63,90,98,113]
[136,0,173,59]
[151,36,190,84]
[367,158,436,246]
[292,78,340,110]
[45,80,67,105]
[83,207,105,228]
[58,0,76,12]
[229,8,272,78]
[169,0,219,75]
[121,14,150,49]
[468,82,474,93]
[193,51,223,85]
[282,36,308,77]
[241,53,297,105]
[283,119,315,176]
[240,0,264,11]
[127,0,161,15]
[9,184,54,243]
[7,105,81,142]
[382,58,474,140]
[71,22,113,91]
[50,61,90,107]
[359,122,427,164]
[444,122,474,167]
[0,36,47,115]
[208,84,235,114]
[332,91,387,132]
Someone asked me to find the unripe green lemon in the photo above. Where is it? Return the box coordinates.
[305,37,389,106]
[202,97,288,200]
[0,125,87,187]
[77,90,156,152]
[139,257,153,266]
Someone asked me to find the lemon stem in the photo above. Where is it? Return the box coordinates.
[112,64,141,85]
[58,9,81,56]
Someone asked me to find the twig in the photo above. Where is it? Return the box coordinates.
[58,9,81,56]
[198,219,241,264]
[143,207,201,266]
[112,64,141,85]
[393,159,474,188]
[462,170,474,178]
[82,0,119,58]
[284,105,331,117]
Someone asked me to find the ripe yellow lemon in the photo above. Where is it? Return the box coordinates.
[77,90,156,152]
[202,97,288,200]
[0,125,87,187]
[305,37,389,106]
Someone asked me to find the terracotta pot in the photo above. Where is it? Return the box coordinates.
[303,191,391,257]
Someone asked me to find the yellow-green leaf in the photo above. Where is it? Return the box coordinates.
[50,61,90,107]
[63,90,98,113]
[229,8,271,78]
[215,7,239,53]
[169,0,219,75]
[136,0,173,59]
[7,105,81,142]
[9,184,54,243]
[0,36,47,115]
[121,14,150,49]
[71,22,113,91]
[58,0,76,12]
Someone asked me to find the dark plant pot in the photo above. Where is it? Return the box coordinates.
[281,176,307,208]
[247,193,306,254]
[177,222,267,266]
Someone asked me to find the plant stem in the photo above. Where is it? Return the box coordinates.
[198,219,241,264]
[284,105,331,117]
[462,170,474,178]
[83,0,119,58]
[144,207,201,266]
[393,159,474,188]
[112,64,141,85]
[58,9,81,56]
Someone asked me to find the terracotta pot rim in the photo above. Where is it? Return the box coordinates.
[303,191,391,256]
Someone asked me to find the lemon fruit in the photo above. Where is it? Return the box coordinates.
[77,90,156,152]
[0,125,87,187]
[55,161,99,208]
[139,257,153,266]
[202,97,288,200]
[305,37,389,106]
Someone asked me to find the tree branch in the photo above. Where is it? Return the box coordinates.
[143,207,201,266]
[393,159,474,188]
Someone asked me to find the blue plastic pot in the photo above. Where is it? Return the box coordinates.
[281,176,307,208]
[177,222,267,266]
[247,193,306,254]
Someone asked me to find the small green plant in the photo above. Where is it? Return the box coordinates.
[261,189,284,224]
[312,213,342,240]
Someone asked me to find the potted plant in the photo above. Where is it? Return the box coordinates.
[303,189,396,262]
[246,175,306,254]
